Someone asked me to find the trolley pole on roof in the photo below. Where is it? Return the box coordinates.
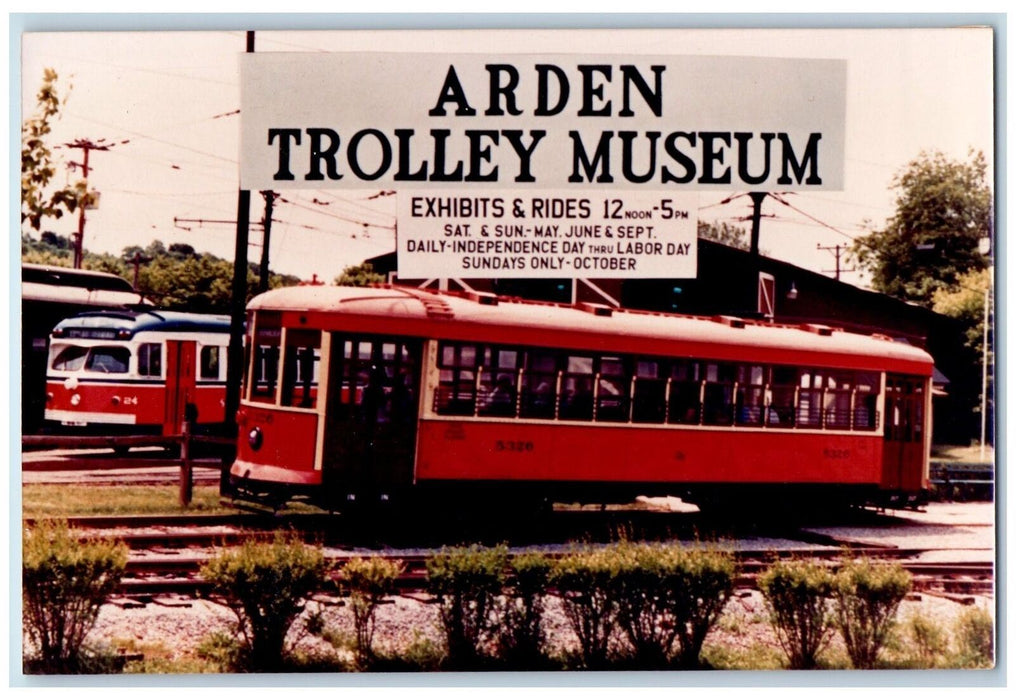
[225,31,255,451]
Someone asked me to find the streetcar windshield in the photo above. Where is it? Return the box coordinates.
[50,344,131,374]
[51,345,89,371]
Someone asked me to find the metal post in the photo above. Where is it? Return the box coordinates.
[179,420,192,507]
[980,279,990,461]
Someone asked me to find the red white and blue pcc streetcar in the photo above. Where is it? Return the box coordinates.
[229,285,932,510]
[45,309,231,436]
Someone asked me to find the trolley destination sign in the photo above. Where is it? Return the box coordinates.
[240,52,846,277]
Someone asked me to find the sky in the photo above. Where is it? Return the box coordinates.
[17,21,996,287]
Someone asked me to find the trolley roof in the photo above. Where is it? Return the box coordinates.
[249,285,934,375]
[52,309,230,338]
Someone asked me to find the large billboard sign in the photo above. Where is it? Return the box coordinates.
[240,52,846,277]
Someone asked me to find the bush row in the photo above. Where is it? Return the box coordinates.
[22,524,994,673]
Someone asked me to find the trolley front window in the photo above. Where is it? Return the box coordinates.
[280,330,321,409]
[248,312,282,404]
[51,345,89,372]
[85,346,130,374]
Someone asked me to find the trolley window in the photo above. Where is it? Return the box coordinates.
[735,364,767,426]
[199,346,220,381]
[632,359,666,424]
[51,345,89,372]
[138,343,162,378]
[595,356,629,422]
[520,350,559,419]
[701,362,736,425]
[559,355,594,421]
[85,346,130,374]
[248,311,282,403]
[668,360,703,425]
[478,347,521,417]
[280,331,320,409]
[437,342,480,415]
[767,366,798,427]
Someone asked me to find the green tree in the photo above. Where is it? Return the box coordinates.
[335,261,385,287]
[851,149,991,306]
[933,268,993,358]
[22,236,301,311]
[21,69,84,233]
[698,220,749,251]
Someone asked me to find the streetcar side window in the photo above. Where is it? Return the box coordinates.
[437,342,480,415]
[632,359,666,424]
[51,345,88,372]
[668,360,703,425]
[823,371,855,429]
[138,343,162,377]
[796,369,823,427]
[735,364,767,426]
[199,345,220,380]
[520,350,559,419]
[478,347,520,417]
[768,366,798,427]
[701,362,736,425]
[853,372,880,430]
[559,355,594,421]
[85,346,130,374]
[595,355,629,422]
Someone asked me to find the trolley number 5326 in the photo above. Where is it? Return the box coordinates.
[495,440,535,453]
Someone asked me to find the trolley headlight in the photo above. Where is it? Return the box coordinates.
[70,394,81,406]
[248,427,263,451]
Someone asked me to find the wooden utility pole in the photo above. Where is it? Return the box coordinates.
[224,31,255,463]
[126,251,152,291]
[817,243,855,281]
[259,190,276,293]
[747,192,767,316]
[64,139,112,268]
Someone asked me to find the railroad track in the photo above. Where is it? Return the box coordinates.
[112,546,994,600]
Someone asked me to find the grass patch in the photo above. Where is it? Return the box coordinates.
[22,484,237,518]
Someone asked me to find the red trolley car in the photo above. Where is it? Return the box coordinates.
[230,285,933,510]
[45,310,231,436]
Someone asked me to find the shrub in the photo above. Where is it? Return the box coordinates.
[498,552,553,668]
[668,547,736,668]
[953,605,993,668]
[22,520,128,673]
[200,533,328,671]
[758,559,836,669]
[900,611,950,668]
[425,544,508,669]
[551,546,623,669]
[612,543,735,669]
[339,555,404,668]
[834,557,912,669]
